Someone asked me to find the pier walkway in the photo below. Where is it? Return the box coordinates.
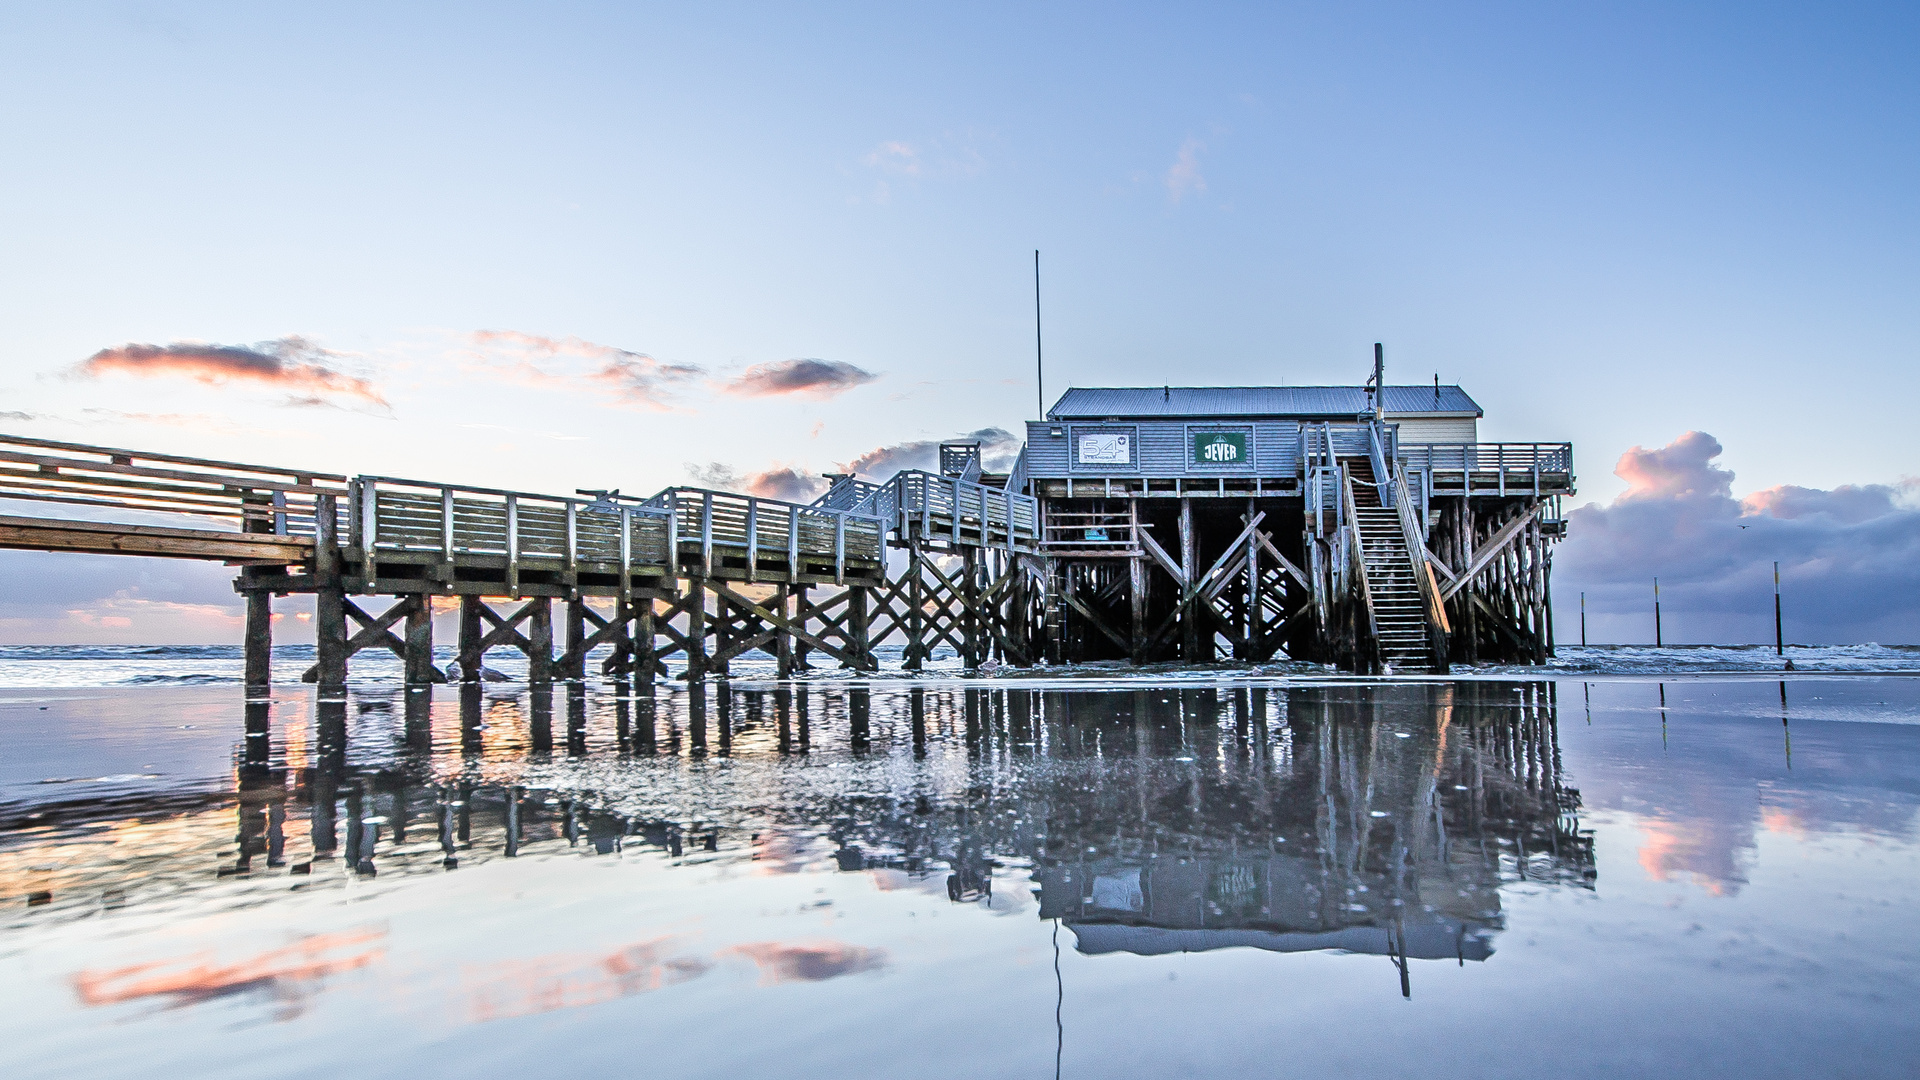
[0,433,1040,689]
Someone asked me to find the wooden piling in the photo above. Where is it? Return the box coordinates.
[457,596,484,683]
[528,597,554,685]
[775,583,795,677]
[564,598,588,681]
[634,597,657,693]
[244,586,272,689]
[404,595,437,685]
[313,494,347,689]
[685,582,707,681]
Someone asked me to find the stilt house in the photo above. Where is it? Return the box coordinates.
[1003,363,1573,671]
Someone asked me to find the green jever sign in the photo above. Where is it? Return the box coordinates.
[1192,431,1248,465]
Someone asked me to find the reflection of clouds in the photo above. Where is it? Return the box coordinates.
[1580,682,1920,897]
[72,928,385,1020]
[749,829,831,875]
[463,934,712,1022]
[724,941,887,985]
[1635,818,1750,896]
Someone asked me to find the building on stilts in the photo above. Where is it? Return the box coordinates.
[1003,351,1573,672]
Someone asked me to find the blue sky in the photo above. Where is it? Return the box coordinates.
[1,3,1916,643]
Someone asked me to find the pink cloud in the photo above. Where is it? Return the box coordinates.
[468,330,705,411]
[73,338,386,407]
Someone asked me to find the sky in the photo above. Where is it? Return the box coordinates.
[1,2,1916,645]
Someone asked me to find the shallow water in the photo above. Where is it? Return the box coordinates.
[2,675,1918,1079]
[1,642,1915,689]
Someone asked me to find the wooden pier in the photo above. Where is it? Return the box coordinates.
[0,367,1573,682]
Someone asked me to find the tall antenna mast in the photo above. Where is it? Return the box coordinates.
[1034,250,1045,419]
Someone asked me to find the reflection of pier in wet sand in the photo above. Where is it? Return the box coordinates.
[10,682,1591,997]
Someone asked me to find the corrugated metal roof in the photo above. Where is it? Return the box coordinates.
[1047,385,1482,419]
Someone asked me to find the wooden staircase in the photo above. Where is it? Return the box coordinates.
[1346,458,1435,674]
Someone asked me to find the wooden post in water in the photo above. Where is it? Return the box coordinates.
[404,595,437,685]
[1580,591,1586,647]
[1773,561,1784,657]
[634,597,656,693]
[791,584,812,671]
[685,582,707,681]
[564,598,588,681]
[906,545,926,669]
[244,585,272,689]
[1179,498,1199,661]
[775,583,795,677]
[528,597,554,685]
[1653,578,1663,648]
[850,584,874,669]
[457,596,484,683]
[963,548,983,668]
[313,493,347,689]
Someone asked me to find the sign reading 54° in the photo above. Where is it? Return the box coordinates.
[1192,431,1247,465]
[1077,433,1131,466]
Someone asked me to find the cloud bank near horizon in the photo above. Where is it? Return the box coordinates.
[1554,431,1920,644]
[838,426,1020,478]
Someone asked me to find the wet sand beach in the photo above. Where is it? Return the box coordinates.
[3,657,1918,1079]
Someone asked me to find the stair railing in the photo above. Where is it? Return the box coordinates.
[1391,459,1451,673]
[1367,421,1393,504]
[1341,469,1383,674]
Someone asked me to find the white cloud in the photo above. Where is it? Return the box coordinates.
[1166,137,1207,203]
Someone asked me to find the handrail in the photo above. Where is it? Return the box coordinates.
[644,486,885,582]
[1341,470,1382,673]
[811,475,880,511]
[1391,460,1451,642]
[350,476,676,590]
[1005,444,1031,497]
[0,431,349,536]
[1367,421,1392,505]
[1400,442,1574,475]
[854,468,1040,552]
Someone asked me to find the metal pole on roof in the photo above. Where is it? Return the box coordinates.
[1035,250,1045,419]
[1372,343,1385,419]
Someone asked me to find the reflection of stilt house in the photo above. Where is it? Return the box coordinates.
[1006,361,1574,671]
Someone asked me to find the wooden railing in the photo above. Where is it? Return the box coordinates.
[349,476,672,591]
[1391,460,1451,656]
[882,470,1039,552]
[812,476,881,512]
[0,432,347,536]
[1341,470,1382,674]
[1401,443,1574,496]
[644,487,885,583]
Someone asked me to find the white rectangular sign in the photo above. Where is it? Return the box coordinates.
[1077,433,1130,465]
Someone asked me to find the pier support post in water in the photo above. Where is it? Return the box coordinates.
[634,597,657,693]
[775,583,796,678]
[684,582,708,681]
[404,595,437,686]
[243,584,272,689]
[313,494,348,690]
[457,596,484,683]
[563,598,588,681]
[527,597,554,686]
